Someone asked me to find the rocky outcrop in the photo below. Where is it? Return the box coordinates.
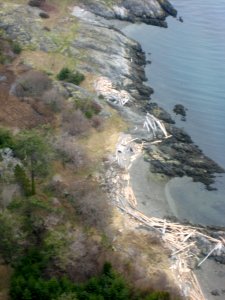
[76,0,177,28]
[157,0,177,17]
[72,20,151,103]
[0,2,153,106]
[145,102,175,124]
[173,104,187,121]
[0,3,58,51]
[144,125,224,190]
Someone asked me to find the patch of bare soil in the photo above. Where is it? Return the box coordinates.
[0,65,55,129]
[0,265,12,300]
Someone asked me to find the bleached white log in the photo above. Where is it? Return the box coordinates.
[197,242,223,267]
[144,113,169,139]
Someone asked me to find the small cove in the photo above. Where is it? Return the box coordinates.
[123,0,225,227]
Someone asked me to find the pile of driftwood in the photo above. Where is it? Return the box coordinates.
[95,76,130,106]
[95,76,172,140]
[108,135,225,300]
[117,205,225,300]
[144,113,169,138]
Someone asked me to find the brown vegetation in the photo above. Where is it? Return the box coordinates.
[54,135,88,171]
[0,66,54,128]
[91,115,104,130]
[0,265,12,300]
[28,0,45,7]
[42,88,65,112]
[69,180,112,230]
[13,70,52,98]
[62,109,91,136]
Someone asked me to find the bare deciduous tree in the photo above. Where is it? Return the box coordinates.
[42,88,65,112]
[54,135,88,170]
[13,70,52,98]
[62,109,90,136]
[70,181,112,230]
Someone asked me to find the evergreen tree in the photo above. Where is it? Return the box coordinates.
[15,130,52,195]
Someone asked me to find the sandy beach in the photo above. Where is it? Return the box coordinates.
[129,153,225,299]
[129,155,172,219]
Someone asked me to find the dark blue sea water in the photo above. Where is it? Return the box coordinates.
[123,0,225,226]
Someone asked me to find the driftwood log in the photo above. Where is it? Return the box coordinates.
[105,135,225,300]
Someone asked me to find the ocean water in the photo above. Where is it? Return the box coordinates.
[123,0,225,226]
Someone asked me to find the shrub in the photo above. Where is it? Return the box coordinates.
[56,293,78,300]
[68,72,85,85]
[70,181,112,230]
[54,136,88,170]
[39,12,49,19]
[57,67,70,81]
[57,68,85,85]
[14,164,31,196]
[74,99,101,119]
[42,88,65,112]
[0,128,15,149]
[0,52,6,64]
[0,211,24,263]
[12,42,22,54]
[91,115,103,130]
[28,0,45,7]
[14,70,52,98]
[62,109,90,136]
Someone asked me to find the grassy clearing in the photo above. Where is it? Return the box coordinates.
[13,50,77,75]
[79,107,127,164]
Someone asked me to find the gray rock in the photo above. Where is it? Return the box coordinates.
[79,0,177,27]
[211,289,220,296]
[145,102,175,124]
[173,104,187,117]
[0,75,7,82]
[39,12,49,19]
[146,123,224,189]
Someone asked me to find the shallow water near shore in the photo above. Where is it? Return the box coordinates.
[123,0,225,227]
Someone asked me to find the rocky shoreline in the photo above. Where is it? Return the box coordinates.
[1,1,225,298]
[76,0,177,28]
[72,0,224,190]
[0,0,223,189]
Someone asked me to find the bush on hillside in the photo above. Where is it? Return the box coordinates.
[54,136,88,171]
[0,211,24,263]
[70,181,112,230]
[14,164,31,197]
[91,115,104,130]
[42,88,65,112]
[14,70,52,98]
[28,0,45,7]
[0,128,15,149]
[57,68,85,85]
[74,98,101,119]
[62,109,90,136]
[12,42,22,54]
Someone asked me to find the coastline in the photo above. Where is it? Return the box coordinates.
[103,133,225,300]
[1,0,225,298]
[129,155,172,219]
